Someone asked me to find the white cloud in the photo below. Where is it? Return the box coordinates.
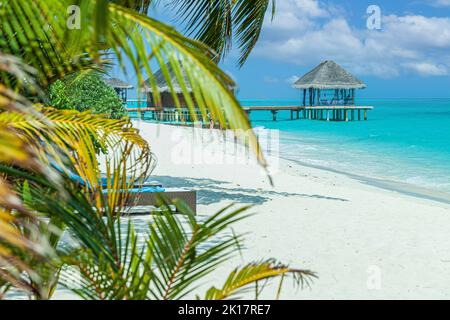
[262,0,331,36]
[255,1,450,78]
[402,62,448,76]
[432,0,450,7]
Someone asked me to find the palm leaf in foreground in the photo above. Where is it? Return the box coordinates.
[205,260,316,300]
[0,53,56,296]
[168,0,276,66]
[60,201,316,300]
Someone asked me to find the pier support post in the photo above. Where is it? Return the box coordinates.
[296,109,300,119]
[326,110,330,121]
[364,110,368,121]
[290,110,294,120]
[345,110,349,122]
[271,110,278,121]
[358,110,361,121]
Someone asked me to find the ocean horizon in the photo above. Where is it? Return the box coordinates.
[127,98,450,197]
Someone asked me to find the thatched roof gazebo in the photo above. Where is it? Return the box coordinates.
[142,63,237,109]
[105,77,134,102]
[293,60,366,106]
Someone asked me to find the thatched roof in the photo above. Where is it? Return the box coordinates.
[293,60,366,90]
[104,77,134,89]
[142,62,237,93]
[142,64,191,93]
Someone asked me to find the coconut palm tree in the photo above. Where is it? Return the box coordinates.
[0,0,316,299]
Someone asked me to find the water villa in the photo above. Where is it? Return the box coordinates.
[294,60,366,107]
[105,77,134,103]
[290,60,372,121]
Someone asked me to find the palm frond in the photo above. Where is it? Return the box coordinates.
[233,0,276,66]
[59,201,315,300]
[204,260,316,300]
[109,0,153,13]
[0,53,56,297]
[169,0,276,66]
[0,1,103,90]
[0,107,153,204]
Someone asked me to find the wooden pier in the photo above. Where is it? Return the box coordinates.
[127,105,373,122]
[243,106,373,121]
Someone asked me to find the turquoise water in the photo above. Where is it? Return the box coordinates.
[127,99,450,194]
[242,98,450,194]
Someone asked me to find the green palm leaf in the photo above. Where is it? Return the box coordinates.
[59,201,315,300]
[0,53,56,297]
[204,260,316,300]
[168,0,276,66]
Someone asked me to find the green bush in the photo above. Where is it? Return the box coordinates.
[49,72,127,119]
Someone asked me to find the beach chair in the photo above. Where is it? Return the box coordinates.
[125,188,197,215]
[51,163,197,215]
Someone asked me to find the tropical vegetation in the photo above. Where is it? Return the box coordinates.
[49,72,127,119]
[0,0,315,300]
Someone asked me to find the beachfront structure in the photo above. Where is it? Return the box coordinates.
[141,63,237,109]
[105,77,134,102]
[293,60,366,107]
[142,64,192,109]
[138,63,237,122]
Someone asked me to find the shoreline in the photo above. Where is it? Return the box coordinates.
[283,157,450,206]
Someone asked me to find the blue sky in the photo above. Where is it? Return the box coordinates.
[112,0,450,100]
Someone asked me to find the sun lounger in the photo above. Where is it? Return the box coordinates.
[52,163,197,214]
[125,189,197,215]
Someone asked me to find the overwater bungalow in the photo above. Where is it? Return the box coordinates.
[293,60,366,107]
[105,77,134,103]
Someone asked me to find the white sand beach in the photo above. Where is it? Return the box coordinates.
[133,121,450,300]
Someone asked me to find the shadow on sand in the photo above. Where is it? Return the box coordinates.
[152,175,349,205]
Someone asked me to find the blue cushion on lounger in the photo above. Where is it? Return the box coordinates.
[51,162,165,192]
[101,186,165,194]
